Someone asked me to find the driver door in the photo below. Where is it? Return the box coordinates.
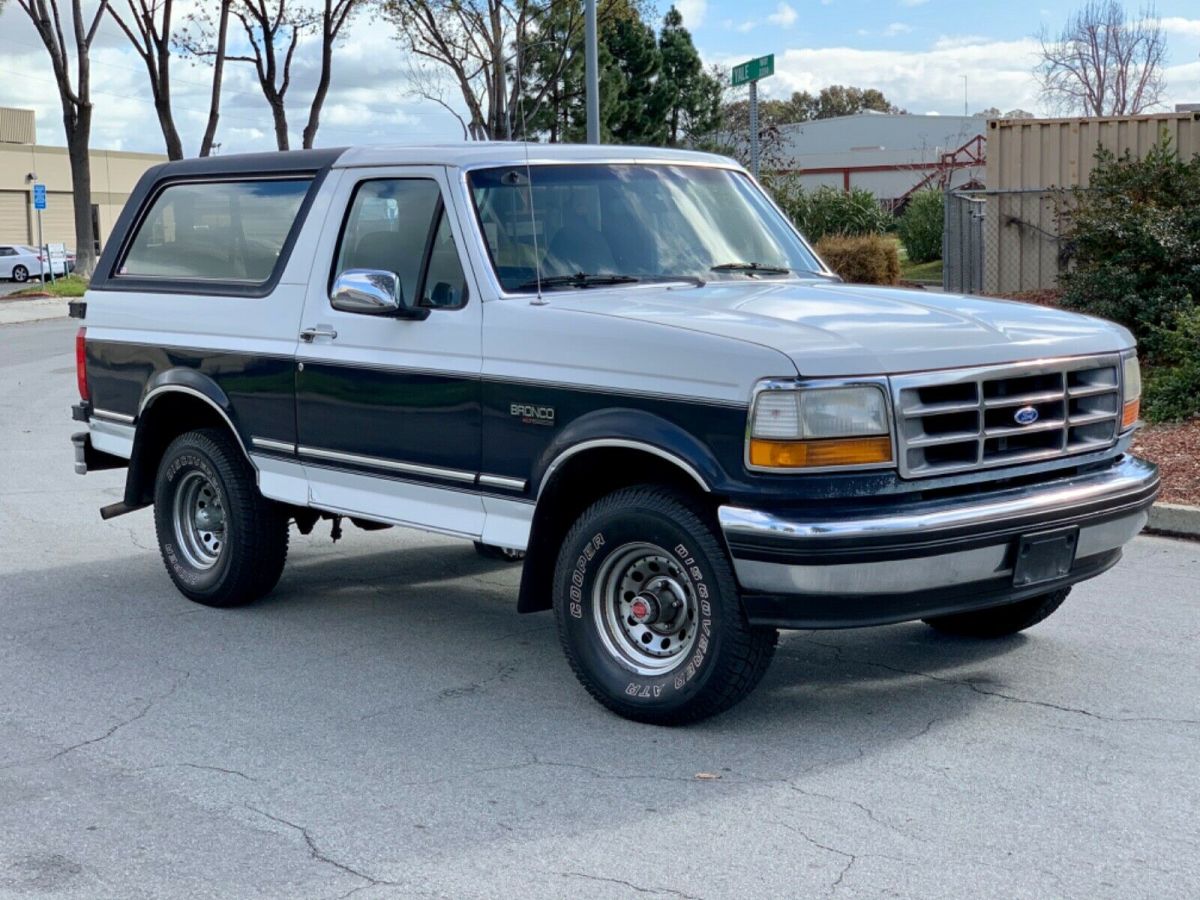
[294,166,484,536]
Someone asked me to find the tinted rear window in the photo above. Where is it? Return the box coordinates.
[119,179,311,283]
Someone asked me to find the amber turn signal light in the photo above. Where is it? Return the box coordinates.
[1121,398,1140,430]
[749,436,893,469]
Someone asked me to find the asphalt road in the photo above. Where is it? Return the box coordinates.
[2,318,1198,900]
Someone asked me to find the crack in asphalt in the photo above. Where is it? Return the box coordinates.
[555,870,702,899]
[247,805,399,894]
[786,784,922,842]
[792,639,1200,727]
[49,672,189,760]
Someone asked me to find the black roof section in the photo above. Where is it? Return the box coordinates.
[89,147,349,297]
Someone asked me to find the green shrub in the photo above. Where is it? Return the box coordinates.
[815,234,900,285]
[897,189,943,264]
[770,180,891,242]
[1058,139,1200,357]
[1143,307,1200,423]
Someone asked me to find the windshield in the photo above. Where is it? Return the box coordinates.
[467,164,823,292]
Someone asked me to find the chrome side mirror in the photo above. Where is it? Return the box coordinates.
[330,269,430,321]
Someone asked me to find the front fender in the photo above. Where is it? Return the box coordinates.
[532,407,731,497]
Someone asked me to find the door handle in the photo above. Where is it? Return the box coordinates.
[299,324,338,342]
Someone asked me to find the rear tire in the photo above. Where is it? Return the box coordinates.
[553,485,777,725]
[153,428,289,607]
[12,265,28,283]
[923,588,1071,638]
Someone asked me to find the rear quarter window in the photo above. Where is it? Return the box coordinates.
[118,178,311,284]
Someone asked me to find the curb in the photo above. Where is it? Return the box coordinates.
[0,292,54,301]
[1147,502,1200,541]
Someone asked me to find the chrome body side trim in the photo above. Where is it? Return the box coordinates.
[297,445,477,484]
[537,438,711,498]
[478,473,528,492]
[719,455,1157,543]
[251,437,296,454]
[91,408,135,424]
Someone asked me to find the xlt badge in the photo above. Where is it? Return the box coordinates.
[511,403,555,426]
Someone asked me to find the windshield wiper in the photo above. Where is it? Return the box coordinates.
[516,272,640,291]
[710,262,792,276]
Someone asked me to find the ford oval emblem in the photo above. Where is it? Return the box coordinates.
[1014,406,1040,426]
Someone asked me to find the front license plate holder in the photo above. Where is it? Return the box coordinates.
[1013,526,1079,588]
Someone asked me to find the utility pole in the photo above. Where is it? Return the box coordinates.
[585,0,600,143]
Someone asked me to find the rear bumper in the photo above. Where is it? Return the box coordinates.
[720,455,1159,629]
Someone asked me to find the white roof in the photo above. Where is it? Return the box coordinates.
[334,142,739,170]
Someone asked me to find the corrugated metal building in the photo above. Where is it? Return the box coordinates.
[0,106,164,252]
[778,113,987,203]
[945,111,1200,295]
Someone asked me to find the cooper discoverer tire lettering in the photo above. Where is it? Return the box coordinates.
[153,428,289,607]
[553,485,777,725]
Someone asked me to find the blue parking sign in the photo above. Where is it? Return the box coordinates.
[33,184,46,209]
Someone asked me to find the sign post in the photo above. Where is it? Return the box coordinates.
[32,183,47,283]
[730,54,775,180]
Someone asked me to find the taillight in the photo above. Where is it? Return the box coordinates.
[75,326,89,402]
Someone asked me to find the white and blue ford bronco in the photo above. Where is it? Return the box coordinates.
[70,144,1158,723]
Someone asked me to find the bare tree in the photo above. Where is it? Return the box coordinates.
[181,0,359,151]
[14,0,107,275]
[175,0,239,156]
[106,0,185,159]
[1036,1,1167,117]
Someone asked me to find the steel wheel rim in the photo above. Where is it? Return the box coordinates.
[592,542,699,675]
[172,470,226,570]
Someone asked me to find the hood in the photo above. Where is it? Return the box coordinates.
[547,280,1134,377]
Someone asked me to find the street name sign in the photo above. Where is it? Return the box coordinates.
[731,54,775,87]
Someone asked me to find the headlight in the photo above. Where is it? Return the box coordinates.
[1121,351,1141,431]
[748,383,893,470]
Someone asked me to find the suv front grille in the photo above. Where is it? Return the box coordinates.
[892,355,1122,478]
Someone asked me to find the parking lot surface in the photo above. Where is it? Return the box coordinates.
[2,318,1198,899]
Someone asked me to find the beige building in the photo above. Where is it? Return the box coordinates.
[0,106,165,252]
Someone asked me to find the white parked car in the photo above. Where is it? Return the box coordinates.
[0,244,68,282]
[70,144,1158,724]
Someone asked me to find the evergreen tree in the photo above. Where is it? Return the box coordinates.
[657,6,721,146]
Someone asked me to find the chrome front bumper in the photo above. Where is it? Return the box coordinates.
[720,455,1159,628]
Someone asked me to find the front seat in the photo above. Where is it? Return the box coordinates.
[547,218,617,274]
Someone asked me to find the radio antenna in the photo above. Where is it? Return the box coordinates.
[514,31,544,304]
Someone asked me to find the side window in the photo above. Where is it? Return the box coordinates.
[419,209,469,309]
[0,247,15,257]
[335,179,439,305]
[119,179,311,283]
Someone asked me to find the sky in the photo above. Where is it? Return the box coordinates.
[0,0,1197,156]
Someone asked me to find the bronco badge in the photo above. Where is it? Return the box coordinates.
[510,403,555,426]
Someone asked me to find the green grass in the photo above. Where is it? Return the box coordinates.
[8,275,88,298]
[885,235,944,284]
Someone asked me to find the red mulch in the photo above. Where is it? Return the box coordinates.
[984,289,1063,307]
[1133,419,1200,506]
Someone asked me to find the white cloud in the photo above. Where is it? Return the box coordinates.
[715,36,1048,117]
[883,22,913,37]
[1159,17,1200,38]
[0,5,469,154]
[768,3,798,29]
[900,0,930,7]
[674,0,707,30]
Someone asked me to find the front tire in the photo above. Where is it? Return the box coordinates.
[554,486,777,725]
[923,588,1071,638]
[153,428,289,607]
[11,265,28,283]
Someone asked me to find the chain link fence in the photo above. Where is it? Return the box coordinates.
[944,189,1071,296]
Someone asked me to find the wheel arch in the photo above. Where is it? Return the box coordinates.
[122,376,252,508]
[517,432,726,615]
